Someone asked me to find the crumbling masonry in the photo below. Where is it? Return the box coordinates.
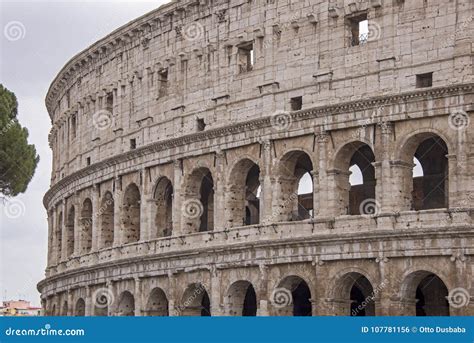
[38,0,474,316]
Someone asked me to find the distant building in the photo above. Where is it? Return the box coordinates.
[0,300,42,316]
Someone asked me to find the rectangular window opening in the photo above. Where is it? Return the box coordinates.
[349,14,368,46]
[158,69,169,97]
[238,42,255,73]
[197,118,206,132]
[291,96,303,111]
[416,72,433,88]
[86,157,91,166]
[130,138,137,150]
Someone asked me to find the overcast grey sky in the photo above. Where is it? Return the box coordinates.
[0,0,170,306]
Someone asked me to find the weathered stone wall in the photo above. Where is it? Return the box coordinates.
[39,0,474,316]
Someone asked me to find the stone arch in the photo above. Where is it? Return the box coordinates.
[61,301,68,316]
[65,206,75,258]
[183,168,214,234]
[399,131,450,211]
[122,183,141,244]
[225,280,257,316]
[273,275,312,316]
[330,270,376,316]
[225,158,261,227]
[117,291,135,316]
[180,283,211,316]
[145,287,169,316]
[99,192,114,249]
[74,298,85,316]
[400,270,450,316]
[55,211,63,262]
[274,150,314,222]
[332,141,376,215]
[153,177,173,238]
[80,199,93,254]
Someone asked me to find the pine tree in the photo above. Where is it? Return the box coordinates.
[0,84,39,197]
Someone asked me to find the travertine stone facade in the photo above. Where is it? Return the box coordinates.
[39,0,474,317]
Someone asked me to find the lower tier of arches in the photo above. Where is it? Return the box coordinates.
[42,255,473,317]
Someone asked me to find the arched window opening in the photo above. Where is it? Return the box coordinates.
[181,283,211,316]
[348,275,375,316]
[226,281,257,316]
[412,137,448,210]
[199,171,214,232]
[277,151,314,222]
[153,178,173,238]
[244,164,260,226]
[61,301,68,316]
[274,276,312,316]
[348,145,376,215]
[99,192,114,249]
[74,298,85,316]
[66,206,75,258]
[145,288,169,316]
[415,274,449,316]
[122,184,141,244]
[80,199,93,254]
[117,291,135,316]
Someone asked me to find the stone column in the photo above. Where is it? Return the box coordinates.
[311,170,320,217]
[213,151,226,230]
[46,209,54,268]
[134,277,143,316]
[85,286,92,316]
[210,266,221,316]
[113,176,122,247]
[167,271,178,316]
[140,169,152,242]
[388,160,414,211]
[375,257,391,316]
[67,290,73,316]
[260,140,273,223]
[91,184,100,252]
[73,192,81,256]
[257,264,269,316]
[316,132,333,217]
[374,122,395,213]
[172,160,183,236]
[107,281,115,317]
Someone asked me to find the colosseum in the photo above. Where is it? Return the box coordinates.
[38,0,473,317]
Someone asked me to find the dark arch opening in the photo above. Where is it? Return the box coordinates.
[199,171,214,232]
[348,144,376,215]
[117,291,135,316]
[154,178,173,237]
[415,274,449,316]
[349,275,375,316]
[145,288,169,316]
[412,137,448,210]
[74,298,85,316]
[275,276,312,316]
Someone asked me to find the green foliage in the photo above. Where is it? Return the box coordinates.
[0,84,39,197]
